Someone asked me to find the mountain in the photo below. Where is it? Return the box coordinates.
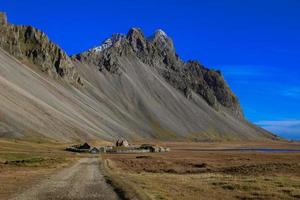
[0,12,278,141]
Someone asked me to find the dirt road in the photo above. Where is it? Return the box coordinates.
[10,157,121,200]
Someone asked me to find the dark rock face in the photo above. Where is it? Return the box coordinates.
[127,28,148,53]
[0,13,82,86]
[76,28,243,118]
[183,61,243,118]
[74,33,128,75]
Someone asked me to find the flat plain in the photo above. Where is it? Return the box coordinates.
[103,141,300,200]
[1,139,300,200]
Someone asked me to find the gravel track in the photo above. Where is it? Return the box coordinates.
[10,157,120,200]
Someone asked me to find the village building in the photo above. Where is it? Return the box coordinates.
[116,139,129,147]
[66,141,170,154]
[90,147,100,154]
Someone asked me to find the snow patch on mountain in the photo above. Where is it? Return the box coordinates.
[148,29,168,40]
[89,33,125,53]
[155,29,168,38]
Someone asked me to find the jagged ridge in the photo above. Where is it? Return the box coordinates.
[76,28,243,118]
[0,13,82,85]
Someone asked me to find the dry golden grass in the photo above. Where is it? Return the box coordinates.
[1,139,300,200]
[103,141,300,200]
[111,172,300,200]
[0,138,81,199]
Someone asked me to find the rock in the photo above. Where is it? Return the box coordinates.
[126,28,148,53]
[88,33,125,53]
[0,12,7,25]
[75,27,243,118]
[150,29,175,54]
[184,87,192,99]
[0,13,83,86]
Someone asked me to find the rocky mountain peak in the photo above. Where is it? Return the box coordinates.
[127,27,145,38]
[0,13,82,86]
[150,29,174,53]
[74,27,243,118]
[154,29,168,38]
[89,33,125,53]
[151,29,169,44]
[126,27,148,52]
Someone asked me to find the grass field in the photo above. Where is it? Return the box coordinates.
[1,139,300,200]
[0,138,80,199]
[103,141,300,200]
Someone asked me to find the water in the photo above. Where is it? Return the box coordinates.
[180,148,300,153]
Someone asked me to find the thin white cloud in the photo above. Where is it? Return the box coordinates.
[215,65,300,140]
[256,120,300,126]
[256,120,300,139]
[282,87,300,98]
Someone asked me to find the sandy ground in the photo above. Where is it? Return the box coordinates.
[9,157,120,200]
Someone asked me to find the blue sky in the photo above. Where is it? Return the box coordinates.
[1,0,300,139]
